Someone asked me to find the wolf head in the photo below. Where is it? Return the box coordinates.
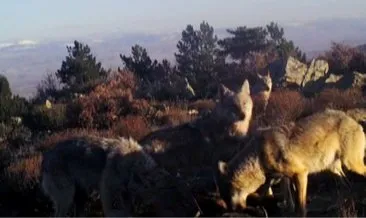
[253,71,272,95]
[216,160,251,212]
[213,80,253,138]
[216,160,247,212]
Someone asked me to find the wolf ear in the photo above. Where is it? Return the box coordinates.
[218,160,228,175]
[218,84,234,101]
[238,79,250,96]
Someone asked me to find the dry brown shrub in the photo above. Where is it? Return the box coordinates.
[5,154,42,190]
[70,71,138,129]
[313,88,365,111]
[1,151,52,217]
[129,99,153,116]
[253,87,366,129]
[112,115,152,141]
[324,42,366,74]
[259,89,309,126]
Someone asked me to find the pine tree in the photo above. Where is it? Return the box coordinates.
[120,44,159,83]
[175,21,218,98]
[266,22,306,62]
[56,40,109,94]
[0,74,11,98]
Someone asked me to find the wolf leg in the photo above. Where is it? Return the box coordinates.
[276,177,296,213]
[293,172,308,217]
[54,186,75,217]
[51,179,75,217]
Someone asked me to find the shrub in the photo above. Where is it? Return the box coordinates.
[259,89,309,126]
[69,71,138,129]
[23,103,68,132]
[5,125,33,148]
[313,88,365,111]
[5,153,42,191]
[324,42,366,74]
[112,115,151,141]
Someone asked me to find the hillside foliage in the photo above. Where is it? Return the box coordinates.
[1,20,366,216]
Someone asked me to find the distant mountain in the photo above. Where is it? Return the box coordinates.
[283,17,366,59]
[1,17,366,98]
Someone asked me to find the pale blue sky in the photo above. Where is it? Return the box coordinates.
[1,0,365,42]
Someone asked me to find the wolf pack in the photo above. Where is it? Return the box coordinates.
[40,71,366,217]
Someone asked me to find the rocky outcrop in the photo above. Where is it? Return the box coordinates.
[270,56,366,94]
[351,72,366,88]
[325,73,343,85]
[284,56,308,87]
[301,59,329,93]
[282,57,330,93]
[302,59,329,86]
[325,71,366,89]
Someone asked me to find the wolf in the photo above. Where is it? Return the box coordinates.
[100,137,199,217]
[41,136,134,217]
[251,71,273,115]
[140,79,254,174]
[216,108,366,216]
[139,79,297,211]
[99,137,156,217]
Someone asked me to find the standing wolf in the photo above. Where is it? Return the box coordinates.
[100,137,198,217]
[216,109,366,216]
[41,136,148,217]
[41,136,199,217]
[140,80,254,173]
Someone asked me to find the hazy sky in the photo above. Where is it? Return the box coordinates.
[1,0,365,42]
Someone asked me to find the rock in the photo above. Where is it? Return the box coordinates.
[281,56,330,94]
[351,71,366,88]
[302,59,329,86]
[301,59,330,93]
[325,71,366,89]
[270,56,366,93]
[284,56,308,87]
[325,73,343,85]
